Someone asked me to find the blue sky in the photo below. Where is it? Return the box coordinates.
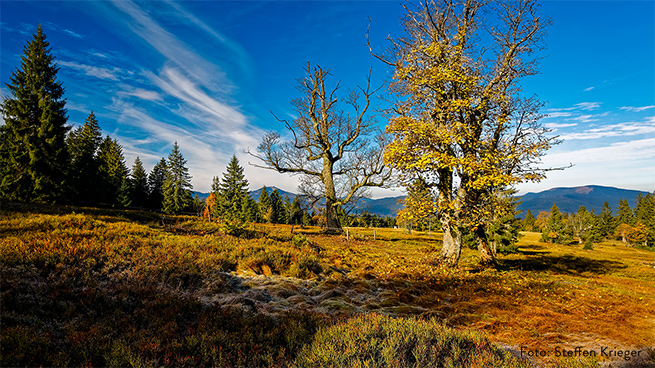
[1,1,653,197]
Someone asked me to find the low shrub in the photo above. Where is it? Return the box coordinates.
[293,313,532,368]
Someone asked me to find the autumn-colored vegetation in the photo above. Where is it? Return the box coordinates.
[2,202,654,367]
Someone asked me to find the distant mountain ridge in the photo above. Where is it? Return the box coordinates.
[193,187,403,217]
[194,185,651,218]
[516,185,650,217]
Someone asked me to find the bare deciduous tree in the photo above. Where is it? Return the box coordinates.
[249,63,392,232]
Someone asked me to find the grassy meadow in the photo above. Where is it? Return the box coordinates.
[1,202,654,367]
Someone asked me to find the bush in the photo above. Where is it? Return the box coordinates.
[583,237,594,250]
[292,234,309,247]
[293,314,532,368]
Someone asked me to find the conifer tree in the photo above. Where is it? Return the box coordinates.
[570,205,594,244]
[148,158,167,210]
[634,193,655,246]
[130,157,149,207]
[634,193,655,225]
[97,136,129,205]
[485,189,523,254]
[259,186,272,223]
[588,211,604,242]
[244,195,261,223]
[523,209,536,232]
[162,142,193,214]
[289,197,304,225]
[215,155,250,219]
[616,198,635,227]
[270,189,285,224]
[540,204,571,244]
[118,179,132,207]
[0,25,69,202]
[67,111,103,203]
[596,202,614,239]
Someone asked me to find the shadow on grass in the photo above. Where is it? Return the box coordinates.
[499,252,628,275]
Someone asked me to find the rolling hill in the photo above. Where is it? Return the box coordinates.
[516,185,650,217]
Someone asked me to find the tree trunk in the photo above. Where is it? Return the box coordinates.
[475,225,496,268]
[440,218,461,267]
[438,168,460,267]
[325,197,342,233]
[322,159,342,234]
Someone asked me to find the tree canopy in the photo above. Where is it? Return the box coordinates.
[251,63,392,232]
[372,0,555,266]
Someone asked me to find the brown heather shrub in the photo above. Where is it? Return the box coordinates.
[293,313,533,368]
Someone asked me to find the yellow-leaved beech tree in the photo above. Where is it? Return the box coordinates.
[372,0,558,267]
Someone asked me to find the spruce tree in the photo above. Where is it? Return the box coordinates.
[283,197,292,224]
[634,193,655,227]
[570,205,594,244]
[0,25,69,202]
[130,157,149,207]
[270,189,285,224]
[289,197,303,225]
[215,155,250,219]
[148,158,167,209]
[541,204,571,244]
[634,193,655,246]
[598,202,614,239]
[615,198,635,227]
[162,142,193,214]
[67,111,102,203]
[259,186,272,223]
[523,209,536,232]
[97,136,129,204]
[246,196,261,223]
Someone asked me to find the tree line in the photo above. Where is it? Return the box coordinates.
[1,26,209,215]
[525,194,655,248]
[203,155,396,229]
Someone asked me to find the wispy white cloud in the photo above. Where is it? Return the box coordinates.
[146,67,249,131]
[162,0,254,76]
[558,121,655,140]
[547,138,655,164]
[59,60,122,81]
[45,22,84,39]
[621,105,655,112]
[110,100,287,192]
[568,114,598,123]
[544,122,577,129]
[547,102,601,113]
[117,87,163,102]
[584,86,594,92]
[109,0,228,91]
[544,112,573,118]
[100,0,276,191]
[574,102,601,111]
